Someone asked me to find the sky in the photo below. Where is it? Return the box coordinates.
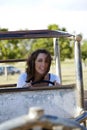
[0,0,87,39]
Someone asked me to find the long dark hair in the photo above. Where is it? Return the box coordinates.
[26,49,52,82]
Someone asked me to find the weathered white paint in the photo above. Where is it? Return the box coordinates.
[0,88,82,123]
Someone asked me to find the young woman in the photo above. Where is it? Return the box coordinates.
[17,49,60,88]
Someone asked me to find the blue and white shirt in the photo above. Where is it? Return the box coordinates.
[17,72,60,88]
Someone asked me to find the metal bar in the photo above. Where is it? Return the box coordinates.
[0,84,75,93]
[0,84,16,88]
[53,38,62,84]
[0,30,74,40]
[74,34,84,108]
[0,59,26,63]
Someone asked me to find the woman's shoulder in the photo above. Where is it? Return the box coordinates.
[49,73,60,83]
[17,72,27,88]
[18,72,27,79]
[50,73,57,77]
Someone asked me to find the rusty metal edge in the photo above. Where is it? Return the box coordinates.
[0,84,75,93]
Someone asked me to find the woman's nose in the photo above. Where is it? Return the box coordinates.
[42,61,46,66]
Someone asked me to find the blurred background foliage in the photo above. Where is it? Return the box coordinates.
[0,24,87,64]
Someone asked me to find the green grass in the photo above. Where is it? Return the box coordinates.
[0,60,87,90]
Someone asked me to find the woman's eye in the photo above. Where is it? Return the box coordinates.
[37,59,43,62]
[37,59,49,63]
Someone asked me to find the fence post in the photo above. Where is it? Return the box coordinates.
[53,38,62,84]
[5,66,8,80]
[74,34,84,108]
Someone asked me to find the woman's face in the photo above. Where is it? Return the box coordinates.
[35,53,49,75]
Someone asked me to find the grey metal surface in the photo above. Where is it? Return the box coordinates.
[74,35,84,108]
[0,30,74,40]
[0,87,82,123]
[53,38,62,83]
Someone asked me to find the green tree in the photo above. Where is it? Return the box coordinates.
[48,24,59,30]
[0,26,73,60]
[31,24,59,55]
[31,38,53,55]
[47,25,73,60]
[0,39,22,59]
[0,27,32,59]
[31,24,72,61]
[0,28,8,31]
[81,40,87,66]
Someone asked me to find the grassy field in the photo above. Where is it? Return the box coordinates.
[0,59,87,90]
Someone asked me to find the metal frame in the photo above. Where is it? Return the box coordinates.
[0,29,87,129]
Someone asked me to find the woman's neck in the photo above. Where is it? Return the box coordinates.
[33,73,50,87]
[34,73,49,81]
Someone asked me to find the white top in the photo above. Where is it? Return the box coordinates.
[17,72,60,88]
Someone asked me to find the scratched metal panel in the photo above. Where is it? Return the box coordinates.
[0,89,80,123]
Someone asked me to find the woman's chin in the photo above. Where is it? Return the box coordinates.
[35,71,46,77]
